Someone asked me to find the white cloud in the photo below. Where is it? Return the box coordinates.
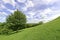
[1,0,60,23]
[25,0,34,8]
[17,0,26,3]
[39,8,60,23]
[31,0,58,6]
[3,0,9,3]
[3,0,16,6]
[22,7,27,11]
[42,0,57,4]
[27,7,60,23]
[21,0,34,11]
[26,11,35,18]
[27,19,41,23]
[0,12,8,22]
[0,3,6,9]
[0,12,8,17]
[0,4,15,14]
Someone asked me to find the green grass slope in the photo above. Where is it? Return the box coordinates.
[0,17,60,40]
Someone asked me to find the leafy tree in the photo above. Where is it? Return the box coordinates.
[6,10,26,31]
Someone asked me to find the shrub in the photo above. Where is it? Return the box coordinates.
[0,23,13,35]
[25,21,43,28]
[6,10,26,31]
[38,21,43,25]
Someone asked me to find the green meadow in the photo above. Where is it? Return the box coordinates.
[0,17,60,40]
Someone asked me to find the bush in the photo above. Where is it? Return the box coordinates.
[0,23,14,35]
[25,24,35,28]
[6,10,26,31]
[38,21,43,25]
[0,10,27,35]
[0,29,8,35]
[25,21,43,28]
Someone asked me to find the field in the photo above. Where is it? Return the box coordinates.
[0,17,60,40]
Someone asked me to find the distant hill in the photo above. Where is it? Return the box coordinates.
[0,17,60,40]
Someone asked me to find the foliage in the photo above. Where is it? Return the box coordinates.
[0,17,60,40]
[0,10,26,34]
[0,23,8,35]
[26,21,43,28]
[6,10,26,31]
[0,10,43,35]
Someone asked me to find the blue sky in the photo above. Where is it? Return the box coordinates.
[0,0,60,23]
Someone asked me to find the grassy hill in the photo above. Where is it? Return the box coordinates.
[0,17,60,40]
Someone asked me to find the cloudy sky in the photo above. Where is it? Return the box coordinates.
[0,0,60,23]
